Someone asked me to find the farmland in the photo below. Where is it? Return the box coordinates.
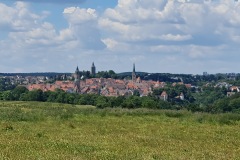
[0,101,239,159]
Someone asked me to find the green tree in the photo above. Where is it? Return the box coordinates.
[21,89,44,101]
[56,92,67,103]
[96,96,110,108]
[1,91,14,101]
[121,96,141,109]
[113,96,125,107]
[12,86,28,100]
[133,90,140,96]
[45,91,58,102]
[229,98,240,112]
[65,93,76,104]
[141,97,158,109]
[213,98,230,113]
[158,100,171,110]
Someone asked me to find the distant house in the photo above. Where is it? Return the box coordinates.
[160,91,168,101]
[185,84,191,88]
[174,92,185,101]
[230,86,240,92]
[136,77,142,83]
[214,82,230,88]
[227,92,236,97]
[153,81,165,89]
[180,92,184,100]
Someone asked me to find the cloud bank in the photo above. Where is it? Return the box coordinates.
[0,0,240,73]
[9,0,86,4]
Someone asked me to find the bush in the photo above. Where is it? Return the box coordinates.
[3,123,14,131]
[164,110,188,118]
[96,96,110,109]
[218,113,240,125]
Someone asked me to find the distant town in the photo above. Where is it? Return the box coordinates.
[0,63,240,100]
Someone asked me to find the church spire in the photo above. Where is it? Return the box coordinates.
[133,63,136,73]
[132,63,136,82]
[74,66,81,93]
[75,66,80,74]
[91,62,96,76]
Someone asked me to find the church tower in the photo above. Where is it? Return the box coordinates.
[73,66,81,93]
[91,62,96,76]
[132,63,136,82]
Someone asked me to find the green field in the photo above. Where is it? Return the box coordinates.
[0,101,239,159]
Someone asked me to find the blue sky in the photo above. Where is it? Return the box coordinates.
[0,0,240,74]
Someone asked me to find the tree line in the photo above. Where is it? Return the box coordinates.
[0,86,171,110]
[0,85,239,113]
[0,78,16,91]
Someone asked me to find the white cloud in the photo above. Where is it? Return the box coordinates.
[63,7,97,24]
[101,38,118,50]
[1,0,240,73]
[63,7,76,14]
[0,2,41,32]
[100,0,240,48]
[10,0,86,4]
[63,7,105,49]
[159,34,192,41]
[0,2,106,72]
[0,3,105,51]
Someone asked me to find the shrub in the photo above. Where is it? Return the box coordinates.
[164,110,189,118]
[3,123,14,131]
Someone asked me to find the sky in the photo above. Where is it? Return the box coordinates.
[0,0,240,74]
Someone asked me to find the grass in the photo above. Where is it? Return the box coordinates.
[0,101,239,159]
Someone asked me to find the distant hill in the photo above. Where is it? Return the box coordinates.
[117,72,182,82]
[117,72,148,76]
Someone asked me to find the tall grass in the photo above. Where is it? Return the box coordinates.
[0,101,239,159]
[0,101,240,125]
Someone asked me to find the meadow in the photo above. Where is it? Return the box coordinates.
[0,101,239,159]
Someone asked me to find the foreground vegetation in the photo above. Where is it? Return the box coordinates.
[1,85,240,114]
[0,101,239,159]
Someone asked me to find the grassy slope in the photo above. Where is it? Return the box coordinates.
[0,101,239,160]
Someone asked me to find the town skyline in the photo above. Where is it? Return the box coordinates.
[0,62,239,75]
